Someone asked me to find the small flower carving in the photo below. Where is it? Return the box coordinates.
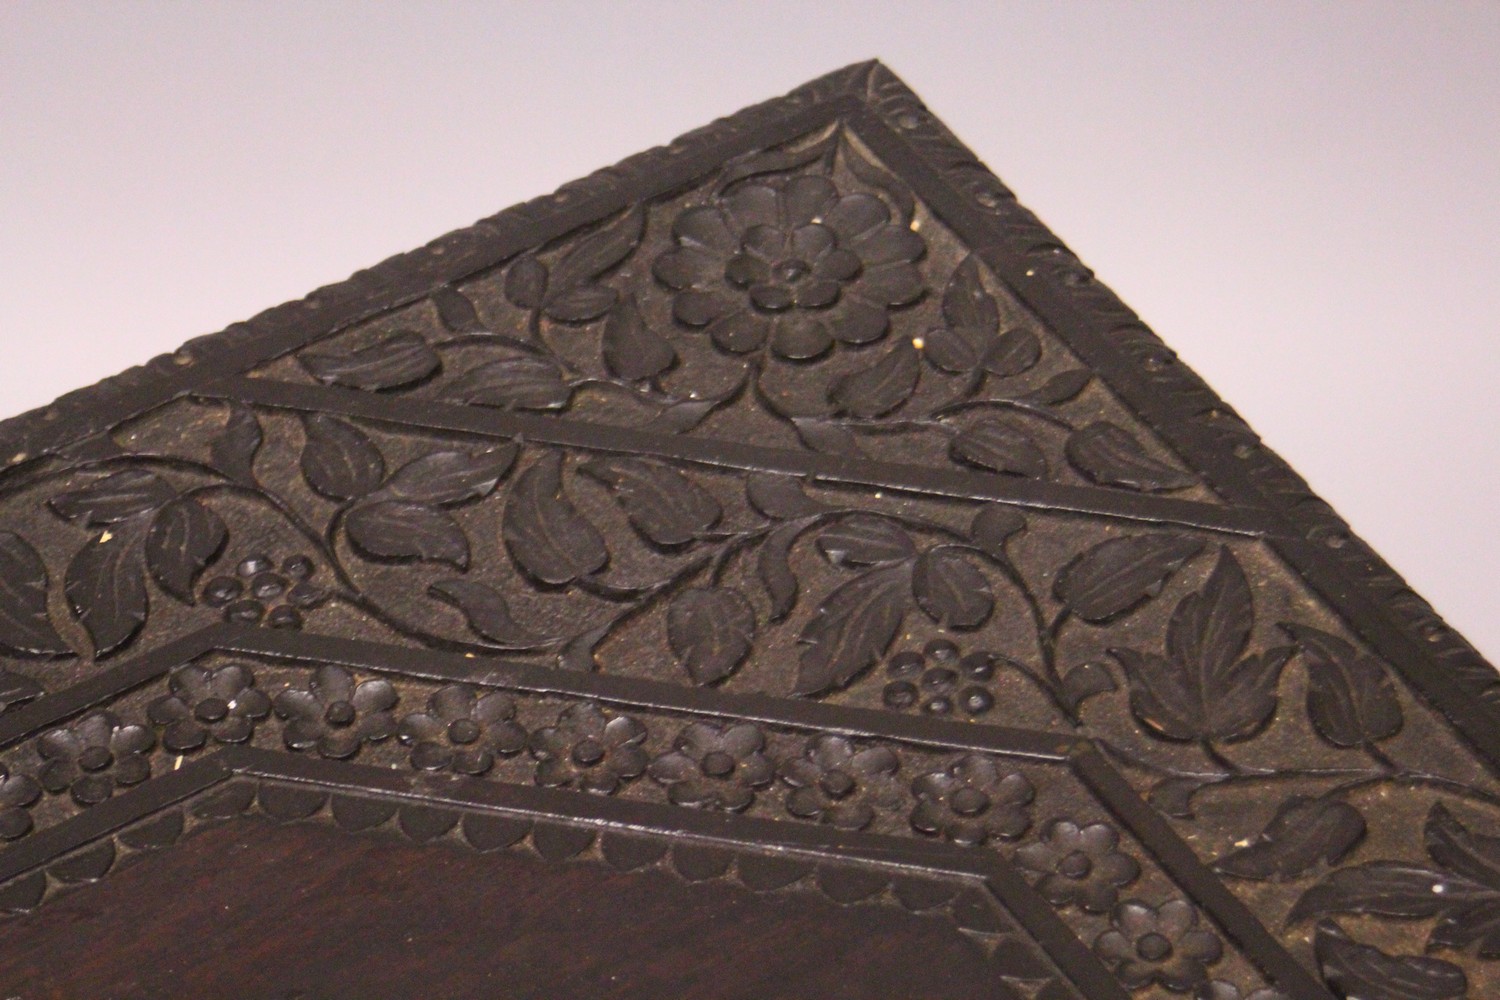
[148,663,272,751]
[778,734,902,830]
[1015,819,1141,914]
[529,703,648,795]
[648,721,775,811]
[910,754,1033,846]
[273,665,397,759]
[1093,899,1224,993]
[397,684,526,775]
[37,711,154,807]
[203,553,327,630]
[0,764,41,840]
[654,175,925,360]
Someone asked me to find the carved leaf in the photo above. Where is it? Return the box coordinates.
[300,415,386,501]
[580,458,720,548]
[1427,803,1500,891]
[642,397,719,434]
[841,135,915,222]
[429,579,546,648]
[746,474,826,519]
[666,586,757,685]
[983,329,1042,378]
[549,205,646,291]
[1213,797,1366,881]
[921,326,983,373]
[912,548,992,629]
[602,295,675,381]
[502,453,608,586]
[145,497,227,603]
[757,521,802,621]
[794,564,909,695]
[0,669,43,713]
[828,339,920,418]
[970,506,1027,559]
[1053,533,1205,623]
[941,255,999,337]
[300,331,439,390]
[815,515,915,567]
[949,419,1047,477]
[0,531,70,657]
[446,356,573,411]
[504,256,548,310]
[1023,369,1092,405]
[49,470,176,525]
[430,286,486,333]
[1061,661,1118,709]
[1282,623,1404,748]
[65,531,148,657]
[542,285,617,323]
[382,446,518,506]
[1149,777,1213,819]
[345,501,469,569]
[1113,549,1290,742]
[792,417,864,456]
[209,402,262,484]
[1314,921,1468,1000]
[1066,421,1197,491]
[1289,863,1490,925]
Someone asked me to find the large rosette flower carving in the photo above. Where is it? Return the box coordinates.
[654,175,925,360]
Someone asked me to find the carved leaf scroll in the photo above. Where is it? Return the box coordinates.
[300,331,440,391]
[1065,421,1197,492]
[380,447,518,507]
[1315,922,1468,1000]
[0,531,70,657]
[502,453,608,586]
[1282,623,1404,748]
[1213,797,1366,881]
[828,339,919,418]
[300,415,385,501]
[65,530,148,657]
[949,419,1047,477]
[794,564,909,695]
[667,586,757,685]
[345,501,469,569]
[145,497,227,603]
[445,356,573,411]
[580,458,721,548]
[911,548,992,630]
[602,295,676,381]
[1053,533,1204,624]
[1112,548,1290,743]
[48,470,176,526]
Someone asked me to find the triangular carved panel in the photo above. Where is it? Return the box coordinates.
[0,63,1495,1000]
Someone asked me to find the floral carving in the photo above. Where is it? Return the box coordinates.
[397,684,526,775]
[0,764,41,840]
[880,640,999,717]
[778,735,902,830]
[1016,820,1141,914]
[909,755,1033,846]
[1093,899,1223,993]
[648,721,775,812]
[148,663,272,750]
[529,703,648,795]
[654,175,925,360]
[272,666,398,760]
[36,711,154,806]
[201,554,327,630]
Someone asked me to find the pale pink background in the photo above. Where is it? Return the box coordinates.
[4,3,1498,661]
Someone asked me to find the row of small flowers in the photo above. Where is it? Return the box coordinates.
[0,663,1234,993]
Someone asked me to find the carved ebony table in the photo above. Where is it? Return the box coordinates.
[0,63,1495,1000]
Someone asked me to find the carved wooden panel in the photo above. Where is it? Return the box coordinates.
[0,62,1496,1000]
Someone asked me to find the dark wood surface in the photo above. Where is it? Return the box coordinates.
[0,62,1496,1000]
